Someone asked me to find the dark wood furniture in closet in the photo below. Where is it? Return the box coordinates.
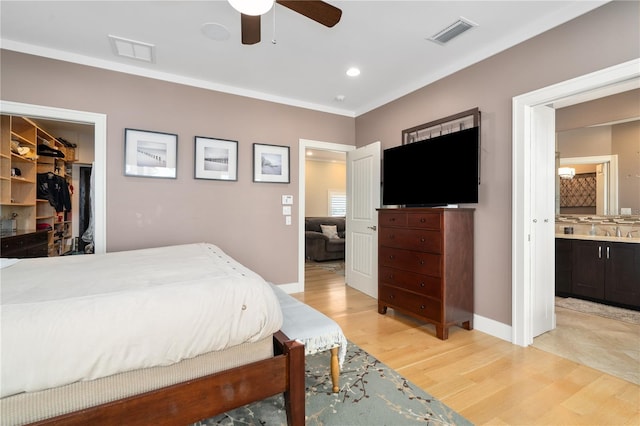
[1,230,49,258]
[377,207,474,340]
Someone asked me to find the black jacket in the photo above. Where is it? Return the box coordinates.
[37,173,71,212]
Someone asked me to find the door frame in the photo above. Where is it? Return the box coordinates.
[297,139,354,293]
[511,58,639,346]
[0,100,107,254]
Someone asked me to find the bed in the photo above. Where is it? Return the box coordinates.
[0,243,305,425]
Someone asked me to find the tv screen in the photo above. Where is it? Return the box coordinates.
[382,126,479,206]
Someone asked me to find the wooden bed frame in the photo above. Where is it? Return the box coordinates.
[27,331,305,426]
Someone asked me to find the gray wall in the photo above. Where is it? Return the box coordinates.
[0,51,355,285]
[1,1,638,327]
[354,1,639,325]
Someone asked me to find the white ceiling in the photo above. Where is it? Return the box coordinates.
[0,1,609,117]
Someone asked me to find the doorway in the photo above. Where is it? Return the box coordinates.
[511,58,640,346]
[298,139,354,293]
[0,101,107,253]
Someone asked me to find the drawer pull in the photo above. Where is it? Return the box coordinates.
[419,282,425,287]
[420,237,425,242]
[420,218,426,223]
[388,274,394,280]
[420,304,425,309]
[390,294,395,299]
[419,260,425,265]
[389,255,395,260]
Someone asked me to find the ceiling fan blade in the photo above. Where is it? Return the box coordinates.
[276,0,342,28]
[241,14,261,45]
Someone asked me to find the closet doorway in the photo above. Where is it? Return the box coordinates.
[0,101,107,254]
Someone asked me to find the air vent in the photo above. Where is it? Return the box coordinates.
[428,17,477,45]
[109,35,155,63]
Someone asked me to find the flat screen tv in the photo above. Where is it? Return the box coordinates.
[382,126,479,207]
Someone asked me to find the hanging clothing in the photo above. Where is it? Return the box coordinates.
[37,173,72,213]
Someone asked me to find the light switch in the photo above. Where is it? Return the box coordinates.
[282,206,292,215]
[282,195,293,205]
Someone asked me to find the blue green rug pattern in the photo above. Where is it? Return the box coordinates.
[194,341,473,425]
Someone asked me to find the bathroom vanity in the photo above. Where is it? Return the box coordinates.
[555,234,640,310]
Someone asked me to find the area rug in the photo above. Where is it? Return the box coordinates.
[194,341,471,425]
[555,297,640,325]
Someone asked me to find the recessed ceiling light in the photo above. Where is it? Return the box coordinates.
[346,67,360,77]
[335,95,346,102]
[201,23,230,41]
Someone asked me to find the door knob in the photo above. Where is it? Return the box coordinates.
[367,225,377,231]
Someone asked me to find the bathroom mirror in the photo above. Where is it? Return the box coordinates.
[555,88,639,218]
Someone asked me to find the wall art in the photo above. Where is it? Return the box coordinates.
[124,128,177,178]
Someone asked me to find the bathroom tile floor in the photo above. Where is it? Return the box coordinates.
[533,304,640,385]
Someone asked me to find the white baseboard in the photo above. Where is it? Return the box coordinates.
[473,313,512,343]
[277,282,302,294]
[273,282,514,343]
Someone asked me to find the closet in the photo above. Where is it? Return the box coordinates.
[1,115,77,257]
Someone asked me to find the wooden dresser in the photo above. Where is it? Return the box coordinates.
[377,208,474,340]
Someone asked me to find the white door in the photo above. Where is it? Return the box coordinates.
[531,105,556,337]
[345,142,381,298]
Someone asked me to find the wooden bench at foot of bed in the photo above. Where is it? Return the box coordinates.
[27,332,304,426]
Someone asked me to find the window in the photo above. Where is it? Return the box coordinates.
[328,190,346,217]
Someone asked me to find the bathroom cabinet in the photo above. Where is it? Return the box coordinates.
[555,238,573,296]
[556,238,640,309]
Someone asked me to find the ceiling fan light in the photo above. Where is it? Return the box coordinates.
[229,0,274,16]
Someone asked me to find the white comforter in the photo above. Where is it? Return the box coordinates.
[0,243,283,398]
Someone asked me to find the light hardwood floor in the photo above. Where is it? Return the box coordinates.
[297,263,640,425]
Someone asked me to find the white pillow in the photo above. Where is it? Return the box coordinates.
[320,224,340,239]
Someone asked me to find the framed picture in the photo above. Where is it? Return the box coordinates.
[253,143,290,183]
[124,128,177,178]
[194,136,238,181]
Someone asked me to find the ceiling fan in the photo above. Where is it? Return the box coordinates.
[228,0,342,45]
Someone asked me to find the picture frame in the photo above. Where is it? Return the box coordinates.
[253,143,290,183]
[194,136,238,181]
[124,128,177,178]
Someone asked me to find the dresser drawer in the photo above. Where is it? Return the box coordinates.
[379,227,442,253]
[407,213,441,230]
[379,266,442,299]
[378,211,407,227]
[379,285,442,322]
[379,246,441,277]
